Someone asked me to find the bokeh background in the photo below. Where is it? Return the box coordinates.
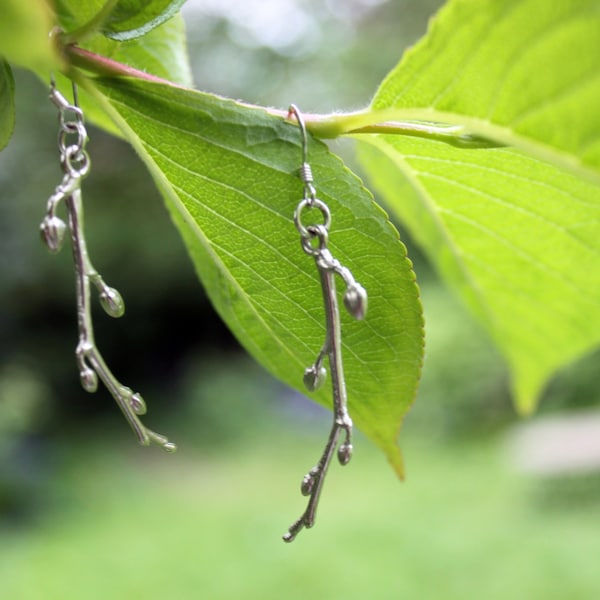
[2,1,600,598]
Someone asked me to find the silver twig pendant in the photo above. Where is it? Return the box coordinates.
[41,78,175,452]
[284,105,367,542]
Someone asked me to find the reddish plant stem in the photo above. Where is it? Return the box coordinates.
[65,45,183,87]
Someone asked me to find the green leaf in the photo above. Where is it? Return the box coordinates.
[0,60,15,151]
[0,0,58,72]
[356,0,600,412]
[49,2,192,137]
[88,77,424,475]
[110,13,192,86]
[81,15,192,134]
[101,0,186,41]
[52,0,192,86]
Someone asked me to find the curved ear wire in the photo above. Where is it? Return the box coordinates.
[283,105,367,542]
[287,104,309,164]
[288,104,317,203]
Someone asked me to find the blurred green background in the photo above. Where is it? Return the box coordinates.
[2,1,600,598]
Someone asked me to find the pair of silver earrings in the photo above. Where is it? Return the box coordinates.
[40,83,367,542]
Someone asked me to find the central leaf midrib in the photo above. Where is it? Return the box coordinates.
[353,106,600,184]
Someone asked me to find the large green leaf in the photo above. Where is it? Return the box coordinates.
[86,77,424,475]
[0,60,15,151]
[53,0,186,43]
[52,0,192,85]
[356,0,600,412]
[101,0,186,41]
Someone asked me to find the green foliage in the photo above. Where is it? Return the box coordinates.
[109,14,191,85]
[100,0,186,41]
[54,0,186,43]
[0,0,599,469]
[51,0,192,137]
[357,0,600,412]
[0,0,56,72]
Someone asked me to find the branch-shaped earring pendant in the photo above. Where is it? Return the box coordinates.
[283,105,367,542]
[41,79,175,452]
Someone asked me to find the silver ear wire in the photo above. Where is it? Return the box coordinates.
[42,79,175,452]
[288,104,317,204]
[283,105,367,542]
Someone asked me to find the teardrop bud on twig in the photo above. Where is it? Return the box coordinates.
[301,472,315,496]
[99,286,125,318]
[343,283,367,320]
[303,365,327,392]
[80,367,98,393]
[40,215,67,254]
[337,442,353,466]
[130,392,147,415]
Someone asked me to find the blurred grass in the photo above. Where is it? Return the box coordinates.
[1,430,600,600]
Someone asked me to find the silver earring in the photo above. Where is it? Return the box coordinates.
[283,105,367,542]
[41,77,175,452]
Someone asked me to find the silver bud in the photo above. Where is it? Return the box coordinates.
[163,442,177,453]
[337,442,353,466]
[80,368,98,393]
[130,392,147,415]
[343,283,367,320]
[40,215,67,253]
[303,365,327,392]
[301,472,315,496]
[99,286,125,318]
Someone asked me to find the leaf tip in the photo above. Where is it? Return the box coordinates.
[512,373,545,417]
[385,442,406,480]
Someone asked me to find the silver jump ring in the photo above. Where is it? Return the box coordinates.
[300,224,329,256]
[58,105,85,129]
[294,198,331,238]
[58,120,87,155]
[62,145,91,179]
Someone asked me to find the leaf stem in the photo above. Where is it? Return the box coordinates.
[61,46,501,149]
[65,45,181,86]
[288,109,505,148]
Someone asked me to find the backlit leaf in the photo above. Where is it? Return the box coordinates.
[356,0,600,412]
[86,77,424,475]
[0,0,57,73]
[101,0,186,41]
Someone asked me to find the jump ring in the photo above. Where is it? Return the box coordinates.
[58,120,87,155]
[62,145,90,179]
[300,224,329,256]
[294,198,331,238]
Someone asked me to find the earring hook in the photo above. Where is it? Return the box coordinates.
[288,104,317,202]
[287,104,309,166]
